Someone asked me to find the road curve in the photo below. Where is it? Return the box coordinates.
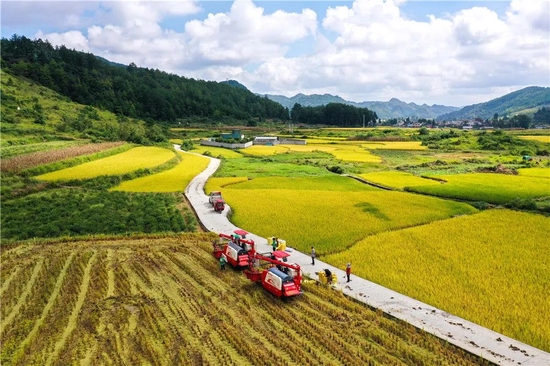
[179,145,550,366]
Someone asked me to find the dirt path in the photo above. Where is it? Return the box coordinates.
[178,145,550,366]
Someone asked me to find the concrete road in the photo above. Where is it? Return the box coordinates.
[180,146,549,365]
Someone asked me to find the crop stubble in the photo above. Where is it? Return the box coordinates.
[0,237,486,366]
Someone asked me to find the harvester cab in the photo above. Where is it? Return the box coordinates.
[213,232,255,268]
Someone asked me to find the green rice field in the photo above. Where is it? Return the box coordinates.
[408,173,550,203]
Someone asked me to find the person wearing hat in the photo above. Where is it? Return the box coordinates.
[346,263,351,282]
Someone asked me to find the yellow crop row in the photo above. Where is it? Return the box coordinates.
[205,177,249,192]
[325,209,550,352]
[188,146,243,159]
[359,171,441,189]
[111,152,209,192]
[243,143,381,163]
[518,135,550,143]
[36,147,175,181]
[517,167,550,178]
[361,141,427,150]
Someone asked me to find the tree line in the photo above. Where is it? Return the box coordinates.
[0,35,290,124]
[291,102,377,127]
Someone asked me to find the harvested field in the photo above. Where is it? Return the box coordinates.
[1,142,127,173]
[0,236,487,365]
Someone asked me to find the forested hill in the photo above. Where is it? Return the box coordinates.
[0,35,289,123]
[264,93,459,119]
[438,86,550,121]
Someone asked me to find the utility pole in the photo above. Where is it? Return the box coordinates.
[363,114,365,128]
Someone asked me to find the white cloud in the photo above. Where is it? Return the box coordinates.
[250,0,549,105]
[8,0,549,106]
[184,0,317,66]
[35,30,90,52]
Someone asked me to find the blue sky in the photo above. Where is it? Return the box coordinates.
[1,0,549,106]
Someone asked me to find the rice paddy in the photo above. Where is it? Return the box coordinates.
[242,144,381,162]
[325,209,550,352]
[361,141,427,150]
[35,147,175,181]
[358,171,442,189]
[188,145,243,158]
[111,152,209,192]
[518,135,550,143]
[407,173,550,203]
[218,176,477,255]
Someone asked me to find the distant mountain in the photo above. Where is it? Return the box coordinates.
[437,86,550,121]
[262,93,459,119]
[220,79,249,91]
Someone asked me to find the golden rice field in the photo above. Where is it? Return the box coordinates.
[217,176,477,254]
[206,177,249,191]
[517,167,550,178]
[0,236,485,366]
[325,209,550,352]
[111,152,209,192]
[358,171,442,190]
[409,173,550,203]
[188,146,243,158]
[361,141,427,150]
[243,144,381,162]
[35,147,175,181]
[518,135,550,143]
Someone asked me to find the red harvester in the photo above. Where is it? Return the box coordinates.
[244,251,302,298]
[213,232,255,268]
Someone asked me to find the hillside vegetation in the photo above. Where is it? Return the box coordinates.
[438,86,550,120]
[0,35,289,124]
[0,70,168,145]
[0,236,488,365]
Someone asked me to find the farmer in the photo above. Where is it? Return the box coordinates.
[311,246,316,265]
[272,237,278,252]
[220,254,227,270]
[324,268,333,285]
[346,263,351,282]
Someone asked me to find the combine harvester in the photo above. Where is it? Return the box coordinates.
[213,232,303,298]
[244,251,302,298]
[213,232,255,268]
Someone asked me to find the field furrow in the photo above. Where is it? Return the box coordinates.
[0,267,21,299]
[157,250,286,365]
[124,260,179,365]
[9,252,76,365]
[136,253,227,365]
[1,257,45,333]
[0,239,490,365]
[44,251,97,366]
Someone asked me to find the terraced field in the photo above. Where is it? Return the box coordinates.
[0,236,487,365]
[112,151,209,192]
[35,146,176,181]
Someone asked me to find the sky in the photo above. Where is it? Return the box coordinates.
[1,0,549,107]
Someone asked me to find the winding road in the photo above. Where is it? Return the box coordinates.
[180,146,549,366]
